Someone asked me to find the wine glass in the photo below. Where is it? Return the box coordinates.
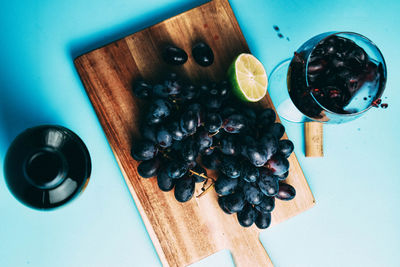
[268,32,387,124]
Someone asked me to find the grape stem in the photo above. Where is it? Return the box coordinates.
[160,151,217,198]
[208,130,220,137]
[196,183,215,198]
[188,170,216,182]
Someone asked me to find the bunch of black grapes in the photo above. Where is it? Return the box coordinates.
[131,72,296,229]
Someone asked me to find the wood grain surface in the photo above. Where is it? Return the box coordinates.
[74,0,315,266]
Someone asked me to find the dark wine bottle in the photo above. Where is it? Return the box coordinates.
[4,125,91,210]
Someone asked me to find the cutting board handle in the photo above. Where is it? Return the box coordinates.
[229,233,272,267]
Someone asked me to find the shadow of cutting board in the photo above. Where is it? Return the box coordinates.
[74,0,315,266]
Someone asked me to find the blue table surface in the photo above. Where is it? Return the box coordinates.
[1,0,399,266]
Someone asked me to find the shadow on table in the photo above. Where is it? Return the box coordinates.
[68,0,210,60]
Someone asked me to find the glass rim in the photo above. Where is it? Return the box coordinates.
[305,31,387,117]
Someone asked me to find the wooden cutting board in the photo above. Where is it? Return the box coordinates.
[74,0,315,266]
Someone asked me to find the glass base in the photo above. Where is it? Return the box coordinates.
[268,59,311,123]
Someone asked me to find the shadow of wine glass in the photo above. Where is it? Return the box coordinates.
[68,0,210,60]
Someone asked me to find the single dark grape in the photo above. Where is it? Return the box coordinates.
[268,123,285,139]
[275,171,289,181]
[246,143,268,167]
[192,42,214,67]
[218,191,245,214]
[137,157,160,178]
[180,110,198,136]
[204,97,223,110]
[221,107,237,120]
[204,113,222,133]
[163,73,182,96]
[166,161,188,179]
[278,139,294,158]
[237,203,257,227]
[218,80,230,99]
[219,135,238,156]
[156,126,173,148]
[242,182,263,205]
[276,182,296,201]
[241,161,259,183]
[191,164,207,183]
[168,121,185,141]
[241,108,257,125]
[197,130,213,152]
[220,155,241,178]
[215,173,239,196]
[162,45,188,65]
[133,80,152,99]
[218,195,234,214]
[223,114,246,133]
[255,211,271,229]
[258,108,276,127]
[266,154,289,176]
[255,195,275,213]
[181,84,198,101]
[140,124,157,143]
[174,176,195,202]
[157,167,175,191]
[259,133,278,160]
[147,99,171,123]
[258,169,279,196]
[152,84,169,98]
[180,138,199,162]
[131,140,158,161]
[187,103,203,127]
[201,152,220,170]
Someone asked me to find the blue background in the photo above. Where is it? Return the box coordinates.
[1,0,399,266]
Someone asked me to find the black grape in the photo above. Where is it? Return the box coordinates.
[268,123,285,139]
[266,154,289,176]
[276,182,296,201]
[255,211,271,229]
[278,139,294,158]
[140,124,157,143]
[243,182,263,205]
[219,135,238,156]
[258,168,279,196]
[220,155,241,178]
[223,114,246,133]
[218,191,245,214]
[255,195,275,213]
[180,138,199,162]
[137,157,160,178]
[174,176,195,202]
[215,173,239,196]
[131,140,158,161]
[168,121,185,141]
[204,113,222,133]
[181,84,198,101]
[275,171,289,181]
[197,130,213,152]
[180,110,198,136]
[259,133,278,160]
[201,152,220,170]
[133,80,152,99]
[156,126,173,148]
[237,203,257,227]
[241,161,259,183]
[157,167,175,192]
[166,161,188,179]
[258,108,276,128]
